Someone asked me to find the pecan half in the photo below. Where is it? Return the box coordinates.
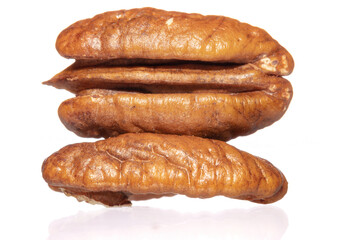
[56,7,293,75]
[51,64,292,140]
[42,133,287,206]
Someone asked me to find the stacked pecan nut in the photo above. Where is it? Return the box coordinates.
[42,8,293,206]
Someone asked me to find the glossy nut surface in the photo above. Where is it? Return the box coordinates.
[42,133,287,206]
[53,63,292,140]
[56,7,294,75]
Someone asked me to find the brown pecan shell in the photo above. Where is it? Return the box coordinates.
[42,133,287,206]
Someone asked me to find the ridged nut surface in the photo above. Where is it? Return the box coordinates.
[55,7,294,75]
[42,133,287,206]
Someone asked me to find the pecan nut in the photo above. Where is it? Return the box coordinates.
[43,8,292,206]
[42,133,287,206]
[56,8,294,75]
[44,8,294,140]
[45,63,292,140]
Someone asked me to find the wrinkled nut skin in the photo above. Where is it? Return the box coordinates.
[45,61,288,94]
[43,8,292,206]
[58,91,291,141]
[55,7,293,75]
[55,65,292,141]
[47,8,294,141]
[42,133,287,206]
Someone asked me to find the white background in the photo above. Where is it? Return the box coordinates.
[1,0,359,239]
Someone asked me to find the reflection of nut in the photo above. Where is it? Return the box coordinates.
[42,133,288,206]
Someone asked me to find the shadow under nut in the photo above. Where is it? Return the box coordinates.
[42,133,287,205]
